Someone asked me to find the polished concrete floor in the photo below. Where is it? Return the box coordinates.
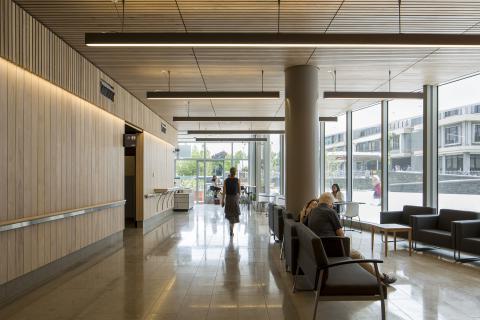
[1,204,479,320]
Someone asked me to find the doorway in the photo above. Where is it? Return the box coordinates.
[124,123,142,228]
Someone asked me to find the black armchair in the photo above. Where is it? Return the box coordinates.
[380,205,436,226]
[283,218,298,273]
[273,205,285,242]
[268,203,275,235]
[411,209,480,258]
[293,223,385,320]
[453,220,480,260]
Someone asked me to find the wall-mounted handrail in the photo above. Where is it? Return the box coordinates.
[0,200,126,233]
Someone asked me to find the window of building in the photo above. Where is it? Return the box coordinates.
[390,134,400,151]
[269,135,281,194]
[387,100,423,210]
[355,140,380,152]
[473,124,480,143]
[445,155,463,172]
[470,154,480,172]
[443,109,460,118]
[438,74,480,210]
[325,114,347,197]
[352,104,381,223]
[444,125,460,145]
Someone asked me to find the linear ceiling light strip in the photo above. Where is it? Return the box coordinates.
[147,91,280,100]
[86,33,480,48]
[188,130,285,134]
[323,91,423,99]
[172,116,337,122]
[195,138,268,142]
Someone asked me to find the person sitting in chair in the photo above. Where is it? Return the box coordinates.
[303,192,397,285]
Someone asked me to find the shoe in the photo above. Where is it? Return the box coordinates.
[382,273,397,285]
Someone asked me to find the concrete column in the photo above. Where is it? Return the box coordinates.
[285,65,319,215]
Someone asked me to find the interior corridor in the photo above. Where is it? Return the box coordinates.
[0,205,478,320]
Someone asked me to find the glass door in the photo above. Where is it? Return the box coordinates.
[196,160,205,203]
[205,160,225,203]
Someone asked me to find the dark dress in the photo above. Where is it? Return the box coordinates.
[224,177,240,224]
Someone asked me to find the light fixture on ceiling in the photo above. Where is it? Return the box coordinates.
[85,33,480,48]
[147,91,280,100]
[172,116,337,121]
[323,91,423,99]
[195,138,268,142]
[188,130,285,135]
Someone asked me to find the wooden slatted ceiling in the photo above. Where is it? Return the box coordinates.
[12,0,480,130]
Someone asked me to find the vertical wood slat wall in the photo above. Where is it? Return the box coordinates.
[141,133,176,221]
[0,0,177,146]
[0,57,125,285]
[0,0,176,285]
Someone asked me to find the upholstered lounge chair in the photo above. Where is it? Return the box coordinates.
[380,205,436,226]
[411,209,480,258]
[293,223,385,320]
[453,219,480,261]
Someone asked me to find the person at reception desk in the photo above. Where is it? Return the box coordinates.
[303,192,397,285]
[222,167,241,237]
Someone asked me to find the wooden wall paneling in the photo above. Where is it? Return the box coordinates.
[66,93,73,255]
[15,64,24,280]
[1,0,4,57]
[37,78,45,267]
[50,84,58,263]
[23,71,32,274]
[136,133,144,222]
[0,58,7,285]
[43,78,51,265]
[74,95,80,252]
[7,63,16,281]
[31,73,38,270]
[0,60,7,223]
[57,88,64,258]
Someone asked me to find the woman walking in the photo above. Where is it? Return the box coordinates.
[222,167,241,237]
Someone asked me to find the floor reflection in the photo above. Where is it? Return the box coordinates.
[0,204,479,320]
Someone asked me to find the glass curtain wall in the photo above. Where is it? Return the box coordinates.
[270,135,281,194]
[175,142,249,203]
[387,100,423,210]
[438,75,480,210]
[352,104,382,222]
[176,143,206,202]
[325,114,347,197]
[232,142,249,185]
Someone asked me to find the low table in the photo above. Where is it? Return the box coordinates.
[369,223,412,257]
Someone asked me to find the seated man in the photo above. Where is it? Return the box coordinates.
[303,192,397,285]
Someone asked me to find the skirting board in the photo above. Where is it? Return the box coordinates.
[139,209,174,235]
[0,231,123,308]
